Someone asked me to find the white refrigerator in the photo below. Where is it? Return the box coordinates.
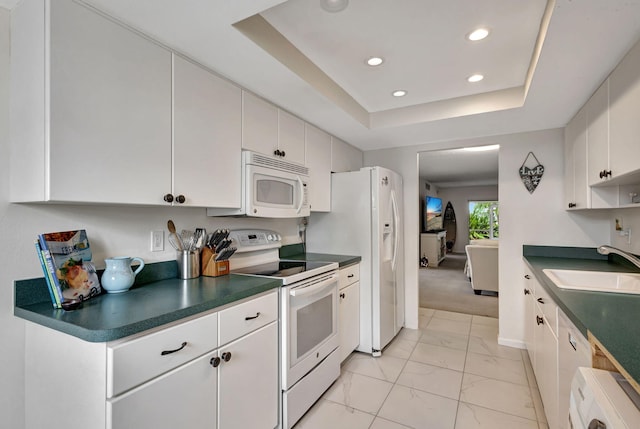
[307,166,404,356]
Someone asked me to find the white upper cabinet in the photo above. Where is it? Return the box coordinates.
[609,40,640,180]
[564,106,589,209]
[331,137,363,173]
[305,124,332,212]
[11,0,172,204]
[586,82,610,186]
[173,55,241,208]
[278,110,306,165]
[241,91,306,165]
[242,91,279,157]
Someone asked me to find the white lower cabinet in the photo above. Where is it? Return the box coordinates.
[525,269,592,429]
[218,322,279,429]
[534,307,558,429]
[25,290,279,429]
[108,352,217,429]
[338,263,360,362]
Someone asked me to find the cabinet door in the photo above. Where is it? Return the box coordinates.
[523,271,535,366]
[108,352,217,429]
[587,82,610,186]
[218,322,278,429]
[174,55,241,208]
[533,308,558,429]
[565,106,589,209]
[49,0,172,204]
[331,137,363,173]
[279,110,306,165]
[339,281,360,362]
[305,124,332,211]
[609,41,640,179]
[242,91,278,156]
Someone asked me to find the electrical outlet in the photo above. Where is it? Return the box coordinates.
[151,230,164,252]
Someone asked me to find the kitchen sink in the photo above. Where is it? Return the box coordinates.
[542,269,640,294]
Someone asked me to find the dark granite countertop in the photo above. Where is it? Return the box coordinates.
[14,261,281,343]
[523,245,640,386]
[280,244,361,267]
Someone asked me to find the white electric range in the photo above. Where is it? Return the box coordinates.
[229,230,340,429]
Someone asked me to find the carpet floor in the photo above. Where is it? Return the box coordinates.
[418,252,498,318]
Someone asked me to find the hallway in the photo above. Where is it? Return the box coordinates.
[419,253,498,318]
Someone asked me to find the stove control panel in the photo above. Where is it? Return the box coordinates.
[229,229,282,252]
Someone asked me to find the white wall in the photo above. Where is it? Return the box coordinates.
[0,8,23,429]
[497,129,611,347]
[0,11,300,423]
[437,185,499,253]
[364,128,612,340]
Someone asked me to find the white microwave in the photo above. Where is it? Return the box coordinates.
[207,151,310,218]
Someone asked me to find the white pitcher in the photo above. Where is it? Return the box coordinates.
[101,257,145,293]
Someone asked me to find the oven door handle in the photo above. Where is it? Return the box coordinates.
[289,274,337,297]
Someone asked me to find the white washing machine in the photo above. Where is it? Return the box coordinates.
[569,367,640,428]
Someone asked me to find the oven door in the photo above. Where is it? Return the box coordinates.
[245,164,309,218]
[282,272,339,389]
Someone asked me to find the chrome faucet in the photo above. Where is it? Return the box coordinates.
[597,245,640,270]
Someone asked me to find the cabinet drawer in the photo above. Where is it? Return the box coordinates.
[107,311,218,398]
[535,285,557,335]
[219,291,278,346]
[339,264,360,289]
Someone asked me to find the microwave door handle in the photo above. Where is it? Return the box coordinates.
[289,274,337,297]
[296,175,304,214]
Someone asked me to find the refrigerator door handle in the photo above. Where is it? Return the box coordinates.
[391,190,400,271]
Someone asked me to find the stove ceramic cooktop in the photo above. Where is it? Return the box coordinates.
[232,260,338,285]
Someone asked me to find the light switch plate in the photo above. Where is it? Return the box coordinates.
[151,230,164,252]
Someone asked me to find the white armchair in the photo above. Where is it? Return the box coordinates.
[465,243,499,295]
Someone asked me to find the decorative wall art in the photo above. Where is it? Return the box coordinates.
[519,152,544,194]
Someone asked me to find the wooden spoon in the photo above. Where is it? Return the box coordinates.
[167,220,184,251]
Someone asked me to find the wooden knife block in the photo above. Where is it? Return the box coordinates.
[201,248,230,277]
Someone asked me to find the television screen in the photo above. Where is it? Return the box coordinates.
[425,196,443,231]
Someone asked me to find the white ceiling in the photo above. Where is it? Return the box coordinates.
[3,0,640,164]
[419,147,499,188]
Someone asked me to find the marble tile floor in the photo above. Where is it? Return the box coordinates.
[294,307,548,429]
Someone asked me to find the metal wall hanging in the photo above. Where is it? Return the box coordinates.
[519,152,544,194]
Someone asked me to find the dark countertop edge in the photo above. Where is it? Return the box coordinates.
[282,252,361,268]
[522,245,640,385]
[15,279,281,343]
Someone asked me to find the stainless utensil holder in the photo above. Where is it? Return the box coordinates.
[177,250,200,279]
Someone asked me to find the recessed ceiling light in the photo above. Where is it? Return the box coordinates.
[366,57,384,66]
[467,74,484,83]
[392,90,407,97]
[320,0,349,13]
[463,144,500,152]
[467,28,490,41]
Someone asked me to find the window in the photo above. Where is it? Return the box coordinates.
[469,201,499,239]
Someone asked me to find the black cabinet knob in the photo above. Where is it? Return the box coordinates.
[221,352,232,362]
[568,203,576,208]
[536,315,544,325]
[176,195,186,204]
[524,289,531,295]
[163,193,174,203]
[340,293,345,299]
[524,275,531,279]
[588,418,606,429]
[599,170,612,179]
[537,297,545,304]
[274,149,279,156]
[281,150,286,157]
[210,356,221,368]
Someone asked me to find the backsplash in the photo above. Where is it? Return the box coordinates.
[610,207,640,254]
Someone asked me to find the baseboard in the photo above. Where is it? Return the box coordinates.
[498,336,526,349]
